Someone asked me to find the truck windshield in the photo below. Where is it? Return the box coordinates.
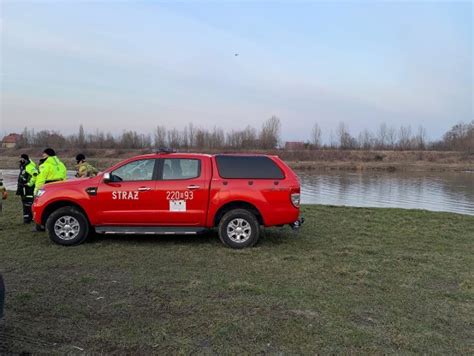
[112,159,156,181]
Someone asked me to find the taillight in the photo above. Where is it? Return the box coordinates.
[290,191,300,208]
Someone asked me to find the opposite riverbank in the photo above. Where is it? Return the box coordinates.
[0,196,473,353]
[1,148,472,172]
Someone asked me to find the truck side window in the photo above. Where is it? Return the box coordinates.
[215,155,285,179]
[162,159,200,180]
[112,159,155,181]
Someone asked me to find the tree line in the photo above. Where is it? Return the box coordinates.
[12,117,474,152]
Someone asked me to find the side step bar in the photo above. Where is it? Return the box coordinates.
[95,226,209,235]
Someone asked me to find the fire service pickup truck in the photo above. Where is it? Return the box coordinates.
[32,152,303,249]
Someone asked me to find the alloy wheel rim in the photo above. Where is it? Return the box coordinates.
[227,218,252,243]
[54,215,80,240]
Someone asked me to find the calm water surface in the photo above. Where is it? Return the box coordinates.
[299,170,473,216]
[1,169,473,216]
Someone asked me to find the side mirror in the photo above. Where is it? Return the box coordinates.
[103,172,111,183]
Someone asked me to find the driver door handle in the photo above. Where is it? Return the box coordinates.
[138,187,151,191]
[187,185,200,190]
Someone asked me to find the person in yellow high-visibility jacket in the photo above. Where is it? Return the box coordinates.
[34,148,67,194]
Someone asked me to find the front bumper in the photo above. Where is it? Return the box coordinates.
[32,199,44,225]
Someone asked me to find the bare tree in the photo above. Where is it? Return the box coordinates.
[358,129,373,150]
[29,128,36,146]
[208,127,224,148]
[97,130,107,148]
[154,125,167,148]
[398,125,412,150]
[337,122,356,149]
[195,129,207,149]
[167,128,181,148]
[182,125,189,148]
[415,125,427,150]
[225,125,257,148]
[120,130,140,149]
[329,129,337,149]
[78,124,86,148]
[387,125,397,149]
[243,126,257,147]
[440,121,474,152]
[17,127,29,148]
[34,130,67,148]
[141,134,152,148]
[226,130,239,148]
[259,116,281,149]
[376,123,388,149]
[187,123,195,148]
[311,123,322,149]
[104,133,116,148]
[15,118,472,153]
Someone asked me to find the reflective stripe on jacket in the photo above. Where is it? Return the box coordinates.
[25,161,38,187]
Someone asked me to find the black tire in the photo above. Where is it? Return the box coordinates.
[218,209,260,249]
[46,207,90,246]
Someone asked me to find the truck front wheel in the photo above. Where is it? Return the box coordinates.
[218,209,260,249]
[46,207,90,246]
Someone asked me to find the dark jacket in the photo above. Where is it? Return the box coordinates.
[16,161,37,197]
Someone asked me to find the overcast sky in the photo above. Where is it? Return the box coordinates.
[0,1,472,142]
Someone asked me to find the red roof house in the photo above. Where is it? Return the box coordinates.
[2,133,22,148]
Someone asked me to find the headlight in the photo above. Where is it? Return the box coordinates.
[36,189,46,197]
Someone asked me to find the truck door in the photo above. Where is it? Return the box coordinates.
[153,156,210,226]
[96,159,158,225]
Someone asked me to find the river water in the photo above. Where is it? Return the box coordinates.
[1,169,473,216]
[298,170,473,216]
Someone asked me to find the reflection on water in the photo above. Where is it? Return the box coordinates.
[299,170,474,216]
[1,169,473,216]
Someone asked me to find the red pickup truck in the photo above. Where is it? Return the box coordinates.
[32,152,303,248]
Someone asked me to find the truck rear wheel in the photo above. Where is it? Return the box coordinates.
[46,207,90,246]
[218,209,260,249]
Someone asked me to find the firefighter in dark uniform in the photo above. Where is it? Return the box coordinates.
[16,154,38,223]
[75,154,98,178]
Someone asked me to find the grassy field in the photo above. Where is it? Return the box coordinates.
[0,195,473,354]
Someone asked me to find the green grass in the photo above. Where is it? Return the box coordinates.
[1,195,473,354]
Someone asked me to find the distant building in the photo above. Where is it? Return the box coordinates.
[1,133,22,148]
[285,141,305,150]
